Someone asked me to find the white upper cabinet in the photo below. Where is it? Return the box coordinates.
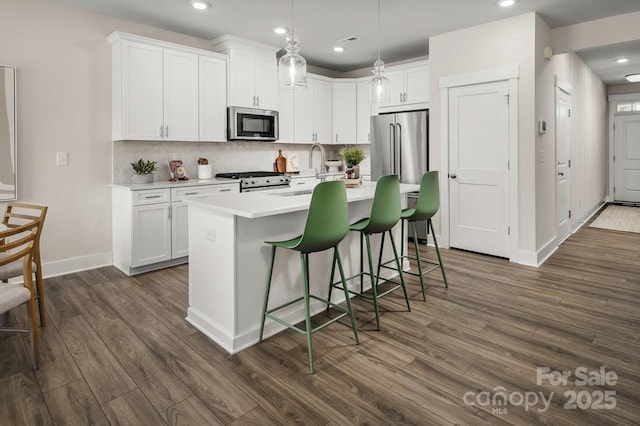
[356,79,372,144]
[294,76,333,144]
[278,89,295,143]
[199,55,227,142]
[109,32,227,142]
[378,61,429,111]
[333,82,357,144]
[163,49,199,141]
[211,35,278,110]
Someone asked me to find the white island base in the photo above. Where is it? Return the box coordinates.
[186,182,418,353]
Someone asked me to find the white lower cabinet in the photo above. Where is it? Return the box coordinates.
[112,183,239,275]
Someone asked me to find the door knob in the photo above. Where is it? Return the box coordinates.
[558,172,565,176]
[449,173,457,179]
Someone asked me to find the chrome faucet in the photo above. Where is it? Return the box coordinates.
[309,142,326,181]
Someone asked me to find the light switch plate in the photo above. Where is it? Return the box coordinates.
[56,152,69,166]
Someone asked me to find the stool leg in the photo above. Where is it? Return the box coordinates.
[401,219,405,258]
[375,231,385,282]
[259,246,276,342]
[359,232,364,294]
[412,221,426,301]
[326,252,337,310]
[429,220,448,288]
[35,267,46,328]
[389,230,411,312]
[365,234,381,331]
[300,252,315,374]
[335,247,359,345]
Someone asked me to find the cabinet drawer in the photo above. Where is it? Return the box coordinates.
[171,184,238,201]
[132,188,171,206]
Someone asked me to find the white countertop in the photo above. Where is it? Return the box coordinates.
[187,181,420,219]
[110,178,238,191]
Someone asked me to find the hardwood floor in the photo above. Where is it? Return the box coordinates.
[2,215,640,425]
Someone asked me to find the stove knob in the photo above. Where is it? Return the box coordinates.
[266,179,271,183]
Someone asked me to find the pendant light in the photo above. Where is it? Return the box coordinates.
[279,0,307,88]
[369,0,390,103]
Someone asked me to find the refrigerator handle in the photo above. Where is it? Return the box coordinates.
[389,123,395,174]
[396,123,402,181]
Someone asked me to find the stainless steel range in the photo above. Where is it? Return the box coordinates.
[215,171,290,192]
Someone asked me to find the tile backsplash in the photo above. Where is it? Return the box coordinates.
[113,141,370,184]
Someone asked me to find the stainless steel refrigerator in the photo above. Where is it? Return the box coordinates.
[371,110,429,241]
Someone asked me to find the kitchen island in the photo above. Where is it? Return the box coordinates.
[185,181,419,353]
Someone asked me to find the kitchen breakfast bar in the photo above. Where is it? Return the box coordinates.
[185,181,419,353]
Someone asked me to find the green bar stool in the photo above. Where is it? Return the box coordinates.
[329,174,410,331]
[382,171,448,301]
[259,180,359,374]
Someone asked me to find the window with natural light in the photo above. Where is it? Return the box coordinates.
[616,102,640,112]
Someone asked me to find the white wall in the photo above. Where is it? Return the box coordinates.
[429,13,538,256]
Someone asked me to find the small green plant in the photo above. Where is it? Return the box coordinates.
[130,159,158,175]
[340,146,366,167]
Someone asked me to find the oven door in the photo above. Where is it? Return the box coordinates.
[228,107,279,141]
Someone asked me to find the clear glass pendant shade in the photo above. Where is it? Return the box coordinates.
[279,31,307,88]
[369,58,390,102]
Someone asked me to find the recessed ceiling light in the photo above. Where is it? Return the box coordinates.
[333,46,344,53]
[497,0,517,7]
[617,58,630,64]
[190,0,210,10]
[274,27,287,35]
[626,73,640,83]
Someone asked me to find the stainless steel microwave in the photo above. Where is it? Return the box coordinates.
[227,106,279,141]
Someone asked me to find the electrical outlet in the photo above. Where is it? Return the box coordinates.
[56,152,69,166]
[205,229,216,242]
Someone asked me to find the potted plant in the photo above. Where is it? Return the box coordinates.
[340,146,366,179]
[131,158,158,184]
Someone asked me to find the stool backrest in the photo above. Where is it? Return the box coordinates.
[297,181,349,253]
[368,174,401,233]
[413,171,440,221]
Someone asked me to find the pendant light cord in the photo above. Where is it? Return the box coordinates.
[291,0,295,36]
[377,0,381,62]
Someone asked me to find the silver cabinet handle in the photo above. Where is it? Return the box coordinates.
[219,188,232,192]
[256,96,260,106]
[184,192,197,196]
[165,125,168,138]
[449,173,457,179]
[336,134,338,143]
[145,195,161,199]
[168,205,172,220]
[396,123,402,181]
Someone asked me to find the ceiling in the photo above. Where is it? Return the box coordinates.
[53,0,640,84]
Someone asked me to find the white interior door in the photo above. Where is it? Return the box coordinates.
[556,87,572,240]
[449,81,510,258]
[614,114,640,202]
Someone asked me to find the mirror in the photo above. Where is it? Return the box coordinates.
[0,66,16,201]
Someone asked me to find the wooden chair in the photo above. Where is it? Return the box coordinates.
[1,203,48,327]
[0,220,41,369]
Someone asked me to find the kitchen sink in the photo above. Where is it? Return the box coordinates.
[269,189,313,196]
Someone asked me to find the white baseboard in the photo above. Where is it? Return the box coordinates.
[42,252,113,279]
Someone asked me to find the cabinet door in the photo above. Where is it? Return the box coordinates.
[385,69,405,106]
[121,40,163,140]
[356,80,372,144]
[313,79,333,143]
[294,85,315,143]
[404,65,429,105]
[333,83,357,144]
[163,48,199,141]
[278,88,295,143]
[199,55,227,142]
[228,50,256,108]
[131,203,171,267]
[171,202,189,258]
[254,54,278,110]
